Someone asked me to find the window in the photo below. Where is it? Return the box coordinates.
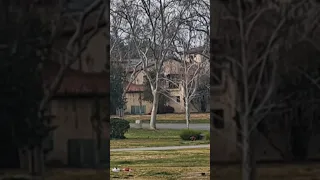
[211,109,224,129]
[131,105,146,115]
[143,75,147,84]
[176,96,180,103]
[167,74,179,89]
[189,54,195,61]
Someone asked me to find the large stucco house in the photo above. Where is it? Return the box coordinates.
[121,49,210,115]
[17,1,110,168]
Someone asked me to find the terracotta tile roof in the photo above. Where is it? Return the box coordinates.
[42,61,109,96]
[127,83,144,92]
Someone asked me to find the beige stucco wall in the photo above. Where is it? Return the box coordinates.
[46,98,108,165]
[163,60,181,75]
[125,90,206,114]
[52,28,106,73]
[209,65,320,162]
[184,54,205,63]
[125,59,209,113]
[163,59,209,113]
[71,28,106,72]
[211,92,238,161]
[125,92,153,114]
[132,71,145,85]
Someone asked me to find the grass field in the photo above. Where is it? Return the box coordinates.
[110,128,210,179]
[111,113,210,124]
[3,162,320,179]
[211,163,320,180]
[111,129,210,149]
[110,151,320,180]
[110,148,210,180]
[0,148,210,180]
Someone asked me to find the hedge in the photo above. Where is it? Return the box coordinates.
[179,129,202,141]
[110,118,130,139]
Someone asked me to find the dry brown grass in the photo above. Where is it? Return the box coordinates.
[2,162,320,179]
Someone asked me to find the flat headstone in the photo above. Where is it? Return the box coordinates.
[135,120,142,128]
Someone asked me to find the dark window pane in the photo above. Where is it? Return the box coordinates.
[176,96,180,102]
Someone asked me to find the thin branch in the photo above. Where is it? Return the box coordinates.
[245,7,272,42]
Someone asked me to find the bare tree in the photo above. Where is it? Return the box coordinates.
[154,1,209,128]
[110,3,146,116]
[37,0,106,177]
[0,0,107,177]
[112,0,195,129]
[160,22,209,128]
[214,1,320,179]
[162,56,208,128]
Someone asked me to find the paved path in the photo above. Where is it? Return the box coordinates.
[111,144,210,152]
[130,123,210,130]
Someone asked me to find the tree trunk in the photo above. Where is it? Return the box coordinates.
[242,116,257,180]
[95,144,100,168]
[242,118,250,180]
[243,136,257,180]
[29,146,45,180]
[94,131,102,169]
[117,108,124,117]
[26,145,45,180]
[37,146,45,180]
[150,92,159,129]
[18,147,28,169]
[249,131,257,180]
[28,147,35,176]
[185,101,190,129]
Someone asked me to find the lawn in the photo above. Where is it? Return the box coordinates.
[110,113,210,124]
[211,163,320,180]
[3,161,320,179]
[0,149,210,180]
[110,129,210,149]
[110,148,210,180]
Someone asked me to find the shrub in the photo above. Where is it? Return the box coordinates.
[110,118,130,139]
[205,132,210,141]
[179,129,202,141]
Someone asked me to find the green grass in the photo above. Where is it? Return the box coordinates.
[3,162,320,180]
[110,148,210,179]
[110,129,210,149]
[126,119,209,124]
[211,163,320,180]
[111,113,210,124]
